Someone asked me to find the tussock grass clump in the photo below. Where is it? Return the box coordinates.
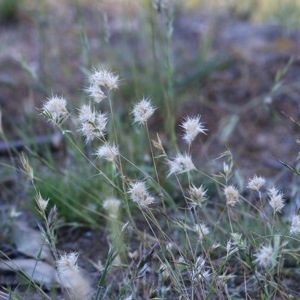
[15,66,297,299]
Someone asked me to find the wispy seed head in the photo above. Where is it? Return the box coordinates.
[56,252,93,300]
[103,198,121,218]
[128,181,155,208]
[247,175,266,192]
[96,143,119,162]
[78,104,96,124]
[290,215,300,235]
[193,223,210,240]
[224,185,239,207]
[188,184,208,207]
[86,68,119,103]
[89,68,119,90]
[180,115,207,145]
[41,95,69,125]
[167,153,195,177]
[268,186,285,213]
[254,245,276,268]
[132,98,156,125]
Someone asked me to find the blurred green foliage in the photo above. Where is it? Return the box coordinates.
[0,0,22,23]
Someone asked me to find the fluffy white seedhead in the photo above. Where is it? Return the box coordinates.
[191,256,210,283]
[79,122,97,142]
[57,252,93,300]
[78,104,96,123]
[268,187,285,213]
[42,95,68,125]
[85,84,106,103]
[193,223,210,240]
[290,215,300,235]
[103,198,121,218]
[224,185,239,207]
[167,153,195,177]
[132,98,156,125]
[247,175,266,192]
[254,245,276,269]
[96,143,119,162]
[78,112,108,142]
[180,115,207,145]
[86,68,119,103]
[89,68,119,91]
[95,112,108,134]
[128,181,155,208]
[188,184,208,207]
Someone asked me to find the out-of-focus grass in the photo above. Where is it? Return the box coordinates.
[187,0,300,29]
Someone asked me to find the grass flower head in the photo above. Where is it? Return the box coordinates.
[96,143,119,162]
[86,84,106,103]
[193,223,210,240]
[180,115,207,145]
[41,95,68,125]
[78,104,96,123]
[224,185,239,207]
[128,181,155,208]
[57,252,93,300]
[78,112,108,142]
[89,68,119,90]
[247,175,266,192]
[188,184,208,207]
[132,98,156,125]
[167,153,195,177]
[87,68,119,103]
[268,186,285,213]
[254,245,276,269]
[103,198,121,218]
[35,192,49,212]
[290,215,300,235]
[191,256,210,283]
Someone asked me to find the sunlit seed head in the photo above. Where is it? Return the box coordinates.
[167,153,195,177]
[41,95,68,125]
[180,115,207,145]
[268,187,285,213]
[247,175,266,192]
[132,98,156,125]
[224,185,239,207]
